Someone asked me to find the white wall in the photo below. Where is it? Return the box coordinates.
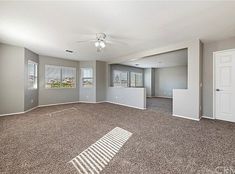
[39,55,79,106]
[0,43,25,115]
[107,87,146,109]
[155,66,187,98]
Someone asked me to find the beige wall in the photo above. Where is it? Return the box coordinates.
[0,43,25,115]
[39,55,79,106]
[202,37,235,117]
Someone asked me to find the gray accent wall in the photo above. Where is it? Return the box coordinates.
[0,43,25,115]
[24,49,39,111]
[96,61,107,102]
[202,37,235,117]
[155,66,188,98]
[39,55,79,106]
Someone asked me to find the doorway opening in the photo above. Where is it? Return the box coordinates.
[141,49,188,114]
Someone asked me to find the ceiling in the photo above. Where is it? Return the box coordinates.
[0,1,235,61]
[122,49,187,68]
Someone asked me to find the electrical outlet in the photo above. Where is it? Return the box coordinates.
[31,99,34,104]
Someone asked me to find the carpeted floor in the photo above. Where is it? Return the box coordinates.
[146,97,172,114]
[0,103,235,174]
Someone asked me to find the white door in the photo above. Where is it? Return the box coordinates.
[214,50,235,122]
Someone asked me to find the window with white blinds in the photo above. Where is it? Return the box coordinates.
[81,68,93,88]
[45,65,76,89]
[130,72,143,87]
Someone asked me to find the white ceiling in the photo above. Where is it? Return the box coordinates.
[0,1,235,61]
[122,49,187,68]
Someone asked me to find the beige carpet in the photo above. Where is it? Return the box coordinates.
[0,103,235,174]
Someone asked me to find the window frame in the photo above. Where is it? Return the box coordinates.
[81,68,94,88]
[130,72,143,87]
[112,70,129,88]
[45,64,76,89]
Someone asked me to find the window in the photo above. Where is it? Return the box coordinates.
[62,67,76,88]
[45,65,76,89]
[81,68,93,88]
[28,60,38,89]
[130,72,143,87]
[113,70,128,87]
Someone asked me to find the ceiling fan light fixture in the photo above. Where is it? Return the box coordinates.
[95,41,100,47]
[99,41,106,48]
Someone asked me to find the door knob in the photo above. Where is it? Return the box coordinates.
[216,89,222,91]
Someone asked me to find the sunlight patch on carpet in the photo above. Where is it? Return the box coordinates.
[69,127,132,174]
[47,107,77,117]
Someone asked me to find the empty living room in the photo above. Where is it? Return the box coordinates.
[1,1,235,174]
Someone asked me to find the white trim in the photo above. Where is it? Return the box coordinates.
[172,114,200,121]
[79,101,106,104]
[153,96,172,99]
[0,101,106,116]
[25,106,38,113]
[213,48,235,120]
[0,106,38,117]
[201,115,215,120]
[213,48,235,54]
[106,101,146,110]
[213,51,216,119]
[38,101,79,107]
[213,49,235,121]
[0,111,25,117]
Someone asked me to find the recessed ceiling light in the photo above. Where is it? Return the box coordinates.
[65,50,74,53]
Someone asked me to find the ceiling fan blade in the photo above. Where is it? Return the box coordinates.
[106,40,128,45]
[76,39,96,43]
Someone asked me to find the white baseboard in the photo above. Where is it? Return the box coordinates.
[38,101,80,107]
[0,111,25,117]
[0,101,107,116]
[172,114,200,121]
[79,101,106,104]
[155,96,173,99]
[201,115,215,119]
[25,106,38,113]
[106,101,146,110]
[0,106,38,117]
[0,100,146,116]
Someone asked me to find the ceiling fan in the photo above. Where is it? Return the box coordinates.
[76,33,126,52]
